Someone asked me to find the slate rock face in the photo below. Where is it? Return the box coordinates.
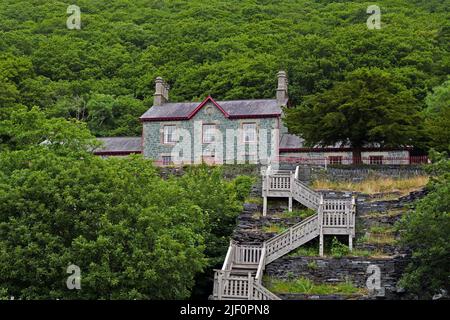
[231,187,428,300]
[356,189,427,214]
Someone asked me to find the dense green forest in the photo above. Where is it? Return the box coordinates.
[0,0,448,147]
[0,0,449,300]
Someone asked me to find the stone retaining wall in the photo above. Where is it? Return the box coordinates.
[265,255,411,299]
[308,165,426,183]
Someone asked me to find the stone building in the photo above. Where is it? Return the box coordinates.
[95,71,416,166]
[139,71,289,165]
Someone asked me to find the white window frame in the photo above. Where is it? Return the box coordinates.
[242,123,257,144]
[162,155,173,166]
[202,124,216,144]
[369,155,383,165]
[163,125,177,144]
[328,156,343,165]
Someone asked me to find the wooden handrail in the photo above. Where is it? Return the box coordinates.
[255,244,266,284]
[221,241,235,271]
[265,214,320,264]
[266,213,318,247]
[252,282,281,300]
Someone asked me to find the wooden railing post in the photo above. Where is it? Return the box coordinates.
[288,172,293,212]
[352,196,356,227]
[346,200,350,231]
[263,168,270,216]
[217,271,223,300]
[350,196,356,249]
[213,271,218,299]
[248,272,254,300]
[319,195,324,257]
[346,199,352,251]
[222,240,234,271]
[289,226,293,249]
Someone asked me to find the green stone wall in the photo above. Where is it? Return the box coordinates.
[142,102,280,164]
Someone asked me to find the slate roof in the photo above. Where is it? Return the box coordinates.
[94,137,142,154]
[280,134,306,149]
[140,96,285,121]
[280,134,348,149]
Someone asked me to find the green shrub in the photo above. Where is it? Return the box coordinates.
[288,245,318,257]
[233,175,255,201]
[330,237,350,258]
[262,223,287,234]
[307,261,318,270]
[286,271,295,281]
[284,209,315,219]
[397,152,450,298]
[370,225,394,234]
[350,249,373,257]
[246,197,263,205]
[266,277,361,295]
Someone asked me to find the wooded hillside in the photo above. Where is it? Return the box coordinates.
[1,0,448,142]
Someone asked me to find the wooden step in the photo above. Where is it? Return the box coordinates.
[230,269,257,276]
[232,263,258,270]
[230,263,258,276]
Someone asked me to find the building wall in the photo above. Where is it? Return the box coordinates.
[360,150,410,165]
[280,150,410,165]
[142,101,280,165]
[281,151,354,165]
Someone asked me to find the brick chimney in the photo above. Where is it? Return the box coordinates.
[276,71,288,107]
[154,77,170,106]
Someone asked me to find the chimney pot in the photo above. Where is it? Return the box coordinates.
[154,77,169,106]
[276,71,288,106]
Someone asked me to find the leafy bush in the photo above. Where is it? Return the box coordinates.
[179,166,248,258]
[288,246,318,257]
[397,152,450,298]
[0,110,249,299]
[0,149,207,299]
[266,277,361,295]
[307,261,318,270]
[262,223,287,234]
[232,175,255,201]
[330,237,350,258]
[284,209,315,219]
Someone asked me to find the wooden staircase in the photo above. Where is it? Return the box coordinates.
[212,166,356,300]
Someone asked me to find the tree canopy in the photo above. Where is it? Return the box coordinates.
[283,67,424,158]
[0,108,250,299]
[423,80,450,153]
[0,0,448,143]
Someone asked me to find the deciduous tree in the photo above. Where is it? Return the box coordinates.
[284,68,422,162]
